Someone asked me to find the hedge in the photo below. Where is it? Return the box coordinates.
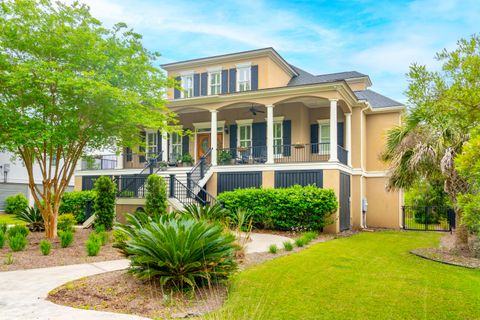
[5,193,29,214]
[217,185,338,230]
[59,191,95,223]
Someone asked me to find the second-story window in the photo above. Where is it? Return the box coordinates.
[237,67,251,92]
[209,71,221,95]
[181,74,193,98]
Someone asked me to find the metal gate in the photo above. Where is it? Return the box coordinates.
[339,172,351,231]
[402,206,455,232]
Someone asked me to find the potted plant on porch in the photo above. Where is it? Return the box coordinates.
[218,150,233,165]
[181,153,194,167]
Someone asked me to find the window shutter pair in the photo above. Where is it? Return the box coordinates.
[228,65,259,93]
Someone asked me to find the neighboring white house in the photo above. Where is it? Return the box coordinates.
[0,152,74,211]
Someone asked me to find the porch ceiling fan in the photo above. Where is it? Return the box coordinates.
[247,104,265,116]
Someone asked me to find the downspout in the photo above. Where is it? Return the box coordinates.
[359,102,370,229]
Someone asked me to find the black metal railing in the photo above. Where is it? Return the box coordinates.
[115,175,148,198]
[169,174,215,207]
[81,155,118,170]
[188,179,218,206]
[402,206,455,232]
[217,146,268,165]
[273,143,330,163]
[337,146,348,166]
[188,148,212,185]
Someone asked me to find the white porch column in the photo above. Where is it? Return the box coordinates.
[210,110,218,166]
[266,104,274,164]
[161,130,168,162]
[329,99,338,162]
[345,113,352,166]
[116,150,123,169]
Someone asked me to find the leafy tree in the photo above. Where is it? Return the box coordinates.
[93,176,116,230]
[382,35,480,249]
[0,0,178,238]
[145,174,167,216]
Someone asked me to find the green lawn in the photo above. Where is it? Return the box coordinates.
[0,213,25,225]
[208,232,480,320]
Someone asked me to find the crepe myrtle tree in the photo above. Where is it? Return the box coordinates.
[0,0,179,239]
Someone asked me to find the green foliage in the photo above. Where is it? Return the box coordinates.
[94,224,106,233]
[180,203,229,223]
[0,232,5,249]
[303,232,318,243]
[40,239,52,255]
[59,230,74,248]
[5,194,28,215]
[4,253,13,265]
[0,223,7,234]
[181,153,193,164]
[295,238,305,247]
[86,233,102,256]
[58,214,76,232]
[15,207,44,232]
[93,176,116,230]
[268,244,278,254]
[145,175,167,216]
[59,191,95,223]
[115,213,237,289]
[118,190,135,198]
[218,150,232,164]
[217,185,338,230]
[404,179,451,208]
[7,225,29,238]
[283,241,293,251]
[9,233,27,251]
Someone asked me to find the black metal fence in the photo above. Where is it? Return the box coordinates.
[402,206,455,232]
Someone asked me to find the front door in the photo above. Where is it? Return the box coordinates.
[197,133,223,160]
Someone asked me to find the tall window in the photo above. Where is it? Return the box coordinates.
[181,74,193,98]
[273,122,283,155]
[171,132,182,157]
[238,124,252,148]
[237,67,251,92]
[146,131,157,158]
[209,72,221,95]
[318,122,330,153]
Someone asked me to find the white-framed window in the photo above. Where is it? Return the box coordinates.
[146,131,158,158]
[208,71,221,95]
[170,132,182,157]
[318,120,330,153]
[237,66,251,92]
[181,74,193,98]
[238,124,252,149]
[273,122,283,155]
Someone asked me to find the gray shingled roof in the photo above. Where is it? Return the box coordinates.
[287,65,368,87]
[354,90,403,108]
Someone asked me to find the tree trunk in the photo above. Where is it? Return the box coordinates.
[454,207,469,250]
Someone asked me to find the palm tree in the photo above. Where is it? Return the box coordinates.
[382,114,470,248]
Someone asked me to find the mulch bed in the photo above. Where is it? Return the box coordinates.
[48,231,352,319]
[410,233,480,269]
[0,228,123,271]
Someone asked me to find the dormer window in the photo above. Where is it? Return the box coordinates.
[181,74,193,98]
[237,65,251,92]
[208,71,221,95]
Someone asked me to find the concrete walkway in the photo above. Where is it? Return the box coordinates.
[0,232,292,320]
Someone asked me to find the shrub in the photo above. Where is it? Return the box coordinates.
[93,176,116,230]
[115,213,237,289]
[0,223,7,234]
[58,214,76,232]
[59,191,95,223]
[59,230,74,248]
[181,203,229,223]
[94,224,106,233]
[15,207,44,232]
[303,231,318,243]
[295,238,305,247]
[4,253,13,265]
[86,233,101,256]
[40,239,52,255]
[9,233,27,251]
[5,193,29,214]
[283,241,293,251]
[217,185,338,230]
[7,225,29,238]
[269,244,278,254]
[145,174,167,216]
[0,232,5,249]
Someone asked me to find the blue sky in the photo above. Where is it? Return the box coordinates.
[76,0,479,103]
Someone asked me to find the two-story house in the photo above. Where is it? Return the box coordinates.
[75,47,404,232]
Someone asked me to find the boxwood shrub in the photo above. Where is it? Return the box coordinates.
[217,185,338,230]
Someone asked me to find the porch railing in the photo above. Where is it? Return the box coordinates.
[169,174,217,207]
[80,154,118,170]
[187,148,212,186]
[337,146,348,166]
[217,146,268,165]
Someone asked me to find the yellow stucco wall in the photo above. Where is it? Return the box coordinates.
[262,171,275,188]
[366,112,401,171]
[365,176,401,228]
[322,169,340,233]
[205,172,218,197]
[74,176,82,191]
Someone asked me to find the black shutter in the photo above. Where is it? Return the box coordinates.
[201,72,208,96]
[174,76,181,99]
[283,120,291,156]
[157,130,162,158]
[252,122,266,159]
[193,73,200,97]
[182,132,189,156]
[229,68,236,93]
[251,65,258,90]
[221,70,228,94]
[126,147,132,162]
[310,124,319,153]
[139,130,146,163]
[337,122,344,147]
[229,124,237,158]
